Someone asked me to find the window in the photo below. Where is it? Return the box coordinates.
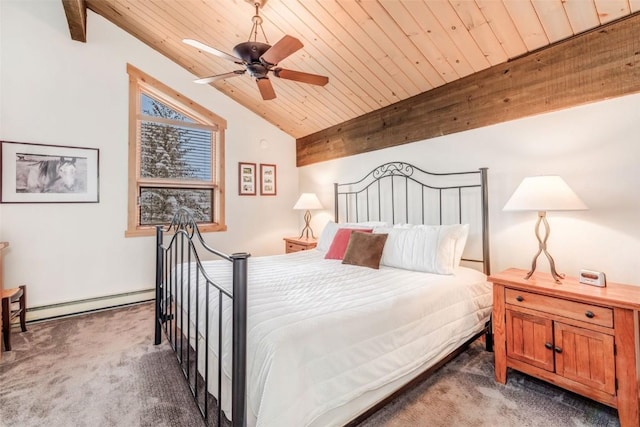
[126,65,226,237]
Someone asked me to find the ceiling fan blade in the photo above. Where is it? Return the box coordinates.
[194,70,246,84]
[260,35,303,65]
[273,68,329,86]
[256,78,276,100]
[183,39,243,64]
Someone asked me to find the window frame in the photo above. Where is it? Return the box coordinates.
[126,64,227,237]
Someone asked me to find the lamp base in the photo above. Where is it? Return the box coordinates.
[525,211,565,284]
[298,210,316,240]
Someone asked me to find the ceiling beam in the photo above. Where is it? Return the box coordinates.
[296,12,640,167]
[62,0,87,42]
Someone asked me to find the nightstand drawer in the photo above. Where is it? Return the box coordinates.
[505,288,613,328]
[286,242,308,252]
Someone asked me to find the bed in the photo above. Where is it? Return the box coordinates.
[154,161,492,427]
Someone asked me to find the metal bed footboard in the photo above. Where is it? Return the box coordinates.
[154,208,248,427]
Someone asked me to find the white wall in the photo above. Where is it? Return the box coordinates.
[0,1,298,309]
[299,93,640,285]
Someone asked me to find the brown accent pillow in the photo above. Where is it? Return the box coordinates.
[342,232,388,269]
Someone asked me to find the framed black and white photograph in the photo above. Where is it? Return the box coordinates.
[260,163,277,196]
[0,141,99,203]
[238,162,256,196]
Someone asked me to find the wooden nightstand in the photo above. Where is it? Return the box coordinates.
[283,237,317,254]
[490,268,640,427]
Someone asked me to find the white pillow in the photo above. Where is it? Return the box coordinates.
[345,221,389,228]
[392,223,414,229]
[388,223,469,268]
[450,224,469,268]
[380,224,469,274]
[317,221,340,252]
[316,221,389,253]
[412,224,469,268]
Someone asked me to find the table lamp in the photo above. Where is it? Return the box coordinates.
[293,193,323,239]
[503,175,587,284]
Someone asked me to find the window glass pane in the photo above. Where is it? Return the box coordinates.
[139,187,213,225]
[140,121,212,180]
[140,93,194,123]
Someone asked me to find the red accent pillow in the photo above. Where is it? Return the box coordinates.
[324,228,373,260]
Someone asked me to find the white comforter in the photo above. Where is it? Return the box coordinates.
[175,249,492,427]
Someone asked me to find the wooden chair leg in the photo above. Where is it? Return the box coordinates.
[2,295,10,351]
[18,285,27,332]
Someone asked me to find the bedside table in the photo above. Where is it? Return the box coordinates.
[283,237,317,254]
[490,268,640,427]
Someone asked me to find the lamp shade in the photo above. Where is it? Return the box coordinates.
[503,176,587,212]
[293,193,323,210]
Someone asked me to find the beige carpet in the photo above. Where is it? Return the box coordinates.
[358,341,619,427]
[0,302,620,426]
[0,302,203,427]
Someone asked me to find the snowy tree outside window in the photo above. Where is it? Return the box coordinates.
[138,93,214,224]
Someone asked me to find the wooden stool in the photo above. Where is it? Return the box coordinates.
[2,285,27,351]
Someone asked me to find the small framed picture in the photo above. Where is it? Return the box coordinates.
[0,141,100,203]
[238,162,256,195]
[260,164,277,196]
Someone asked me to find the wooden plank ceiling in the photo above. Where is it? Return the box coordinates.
[78,0,639,140]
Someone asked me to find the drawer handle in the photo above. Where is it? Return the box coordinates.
[544,342,553,350]
[585,311,595,319]
[516,295,524,302]
[554,346,563,354]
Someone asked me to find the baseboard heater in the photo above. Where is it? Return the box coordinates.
[25,288,155,322]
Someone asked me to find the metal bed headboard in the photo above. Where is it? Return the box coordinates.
[334,162,490,275]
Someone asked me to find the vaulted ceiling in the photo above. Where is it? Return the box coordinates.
[65,0,639,139]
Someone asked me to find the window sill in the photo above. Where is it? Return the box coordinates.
[125,223,227,238]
